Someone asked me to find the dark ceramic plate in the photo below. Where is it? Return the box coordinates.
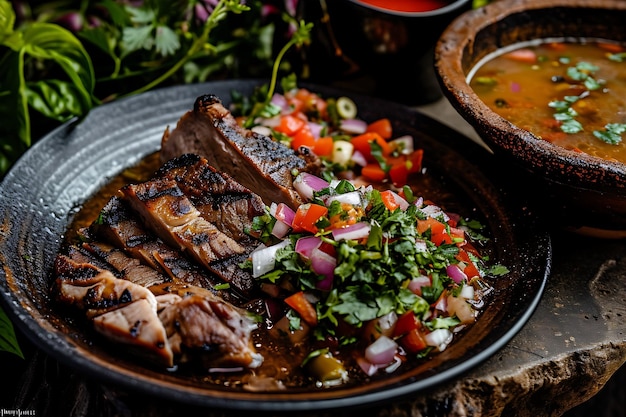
[0,80,550,411]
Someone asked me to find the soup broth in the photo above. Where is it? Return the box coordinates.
[470,40,626,163]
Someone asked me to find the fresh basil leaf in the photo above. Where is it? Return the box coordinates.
[25,79,91,122]
[0,0,15,40]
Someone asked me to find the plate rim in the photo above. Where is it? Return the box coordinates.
[0,80,551,411]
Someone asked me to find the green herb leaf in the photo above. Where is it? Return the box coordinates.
[0,307,23,359]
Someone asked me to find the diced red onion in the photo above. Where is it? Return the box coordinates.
[364,335,398,365]
[308,122,323,139]
[433,294,447,312]
[271,202,295,226]
[389,135,414,154]
[351,150,368,167]
[293,173,330,201]
[270,93,289,113]
[340,118,367,134]
[408,275,431,295]
[251,240,290,278]
[331,222,371,241]
[271,219,290,238]
[311,248,336,290]
[295,235,322,259]
[424,328,453,351]
[446,264,468,284]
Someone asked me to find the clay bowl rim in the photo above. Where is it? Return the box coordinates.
[435,0,626,195]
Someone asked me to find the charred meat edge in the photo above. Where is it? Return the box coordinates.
[160,94,321,209]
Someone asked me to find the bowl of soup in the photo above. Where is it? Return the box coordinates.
[301,0,472,105]
[435,0,626,237]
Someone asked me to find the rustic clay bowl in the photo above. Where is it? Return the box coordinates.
[435,0,626,238]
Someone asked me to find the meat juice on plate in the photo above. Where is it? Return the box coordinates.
[55,86,506,391]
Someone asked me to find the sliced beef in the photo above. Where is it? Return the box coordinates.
[55,254,157,318]
[121,178,245,268]
[54,254,174,366]
[81,241,169,288]
[156,153,265,243]
[159,294,262,369]
[92,299,174,367]
[92,196,245,302]
[160,94,320,209]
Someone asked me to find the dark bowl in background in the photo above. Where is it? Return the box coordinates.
[435,0,626,238]
[301,0,472,105]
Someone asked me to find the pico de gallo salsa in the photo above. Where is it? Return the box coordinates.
[243,173,507,386]
[232,82,508,386]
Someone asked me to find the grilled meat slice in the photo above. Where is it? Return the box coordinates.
[121,178,245,268]
[55,254,157,318]
[160,94,320,209]
[91,196,245,302]
[156,153,265,243]
[159,293,262,369]
[92,299,174,367]
[54,254,174,366]
[82,241,169,288]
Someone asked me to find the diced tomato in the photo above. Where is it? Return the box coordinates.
[313,136,334,156]
[456,248,480,279]
[351,132,392,162]
[366,118,393,140]
[417,217,446,236]
[292,203,329,234]
[276,114,306,136]
[504,48,537,63]
[291,125,316,150]
[389,163,409,187]
[431,230,453,246]
[361,163,387,182]
[407,149,424,173]
[380,190,400,211]
[393,311,421,337]
[399,328,428,354]
[285,291,318,326]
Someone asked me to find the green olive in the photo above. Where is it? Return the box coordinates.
[307,352,347,383]
[336,96,357,119]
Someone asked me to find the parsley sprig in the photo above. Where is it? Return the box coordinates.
[549,60,626,145]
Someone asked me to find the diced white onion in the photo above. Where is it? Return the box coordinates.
[419,204,450,222]
[389,135,414,154]
[251,240,290,278]
[424,328,453,351]
[251,125,273,137]
[326,190,363,207]
[332,140,354,166]
[459,284,475,300]
[364,335,398,365]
